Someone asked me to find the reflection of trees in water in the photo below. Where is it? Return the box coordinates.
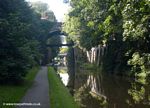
[74,85,107,108]
[87,74,105,97]
[66,46,76,95]
[74,73,107,108]
[127,77,150,107]
[74,71,150,108]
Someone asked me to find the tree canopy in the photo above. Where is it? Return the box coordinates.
[63,0,150,79]
[0,0,56,83]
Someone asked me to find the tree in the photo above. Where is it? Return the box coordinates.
[0,0,56,83]
[63,0,150,78]
[31,1,56,21]
[30,1,58,65]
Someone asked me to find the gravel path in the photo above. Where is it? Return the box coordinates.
[18,66,50,108]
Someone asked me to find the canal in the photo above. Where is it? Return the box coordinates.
[57,65,150,108]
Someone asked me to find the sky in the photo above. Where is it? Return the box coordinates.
[26,0,70,22]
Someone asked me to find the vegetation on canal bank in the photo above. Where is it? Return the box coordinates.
[79,63,99,71]
[63,0,150,81]
[0,0,58,84]
[0,67,39,108]
[48,67,79,108]
[63,1,150,106]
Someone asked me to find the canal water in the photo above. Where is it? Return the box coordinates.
[57,66,150,108]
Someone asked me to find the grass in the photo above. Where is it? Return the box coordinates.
[0,67,39,108]
[48,67,79,108]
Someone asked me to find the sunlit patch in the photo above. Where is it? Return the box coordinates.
[59,73,69,86]
[57,67,69,86]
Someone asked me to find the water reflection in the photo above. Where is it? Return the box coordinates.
[73,70,150,108]
[57,66,69,86]
[127,77,150,106]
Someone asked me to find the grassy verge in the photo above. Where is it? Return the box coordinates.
[48,67,79,108]
[0,67,39,108]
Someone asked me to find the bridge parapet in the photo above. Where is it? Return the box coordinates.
[49,22,66,36]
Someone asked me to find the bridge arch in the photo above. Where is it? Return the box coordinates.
[47,22,73,47]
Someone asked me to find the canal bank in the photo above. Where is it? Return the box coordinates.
[48,67,79,108]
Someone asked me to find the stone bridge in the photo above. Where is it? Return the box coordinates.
[48,22,65,36]
[47,22,73,47]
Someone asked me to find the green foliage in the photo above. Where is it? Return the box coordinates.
[60,47,69,53]
[63,16,81,45]
[80,63,98,71]
[67,46,75,76]
[0,0,55,83]
[63,0,150,79]
[0,67,39,108]
[128,86,145,104]
[46,36,61,63]
[74,84,108,108]
[122,0,150,80]
[30,1,59,64]
[127,75,150,105]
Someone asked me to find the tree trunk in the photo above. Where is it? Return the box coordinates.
[86,51,91,62]
[97,45,101,66]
